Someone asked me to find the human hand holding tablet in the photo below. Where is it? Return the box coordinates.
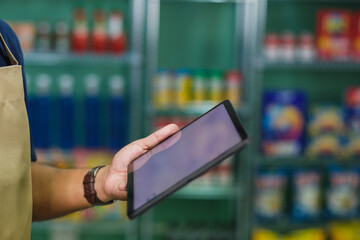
[127,100,249,219]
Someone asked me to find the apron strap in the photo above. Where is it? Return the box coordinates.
[0,33,18,66]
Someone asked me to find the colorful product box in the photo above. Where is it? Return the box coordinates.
[326,168,360,219]
[308,106,345,136]
[316,9,352,60]
[307,134,344,158]
[261,90,306,157]
[345,87,360,134]
[306,105,346,158]
[292,170,322,221]
[253,228,326,240]
[255,169,287,221]
[351,12,360,60]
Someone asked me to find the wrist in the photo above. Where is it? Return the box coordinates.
[83,165,114,206]
[94,166,112,203]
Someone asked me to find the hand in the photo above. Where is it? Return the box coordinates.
[95,124,180,202]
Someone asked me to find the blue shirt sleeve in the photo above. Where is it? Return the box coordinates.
[0,19,37,162]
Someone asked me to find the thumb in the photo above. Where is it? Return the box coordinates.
[111,124,180,172]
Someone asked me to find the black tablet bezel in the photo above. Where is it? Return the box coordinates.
[127,100,249,219]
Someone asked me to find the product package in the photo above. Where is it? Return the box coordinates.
[284,228,326,240]
[307,134,344,158]
[306,105,346,158]
[326,168,360,219]
[261,90,306,157]
[253,228,280,240]
[292,170,322,221]
[316,9,352,60]
[253,228,326,240]
[255,169,287,221]
[352,13,360,60]
[346,135,360,158]
[308,106,345,136]
[328,221,360,240]
[345,87,360,134]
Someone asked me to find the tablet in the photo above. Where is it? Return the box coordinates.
[127,100,249,219]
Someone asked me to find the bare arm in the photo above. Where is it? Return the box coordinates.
[31,163,90,221]
[31,124,179,221]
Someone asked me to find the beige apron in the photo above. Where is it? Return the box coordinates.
[0,33,32,239]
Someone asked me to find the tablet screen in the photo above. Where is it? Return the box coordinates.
[130,102,245,212]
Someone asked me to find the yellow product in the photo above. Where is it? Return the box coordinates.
[346,135,360,158]
[193,70,207,105]
[306,134,342,158]
[253,228,281,240]
[209,70,224,102]
[308,106,345,136]
[175,70,192,107]
[329,222,360,240]
[284,228,326,240]
[154,70,173,108]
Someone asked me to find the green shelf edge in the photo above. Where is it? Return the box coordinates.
[268,0,360,3]
[259,60,360,72]
[149,104,250,118]
[255,155,360,167]
[170,184,237,200]
[24,52,140,67]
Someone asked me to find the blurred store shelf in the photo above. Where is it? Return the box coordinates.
[267,0,360,3]
[259,59,360,72]
[160,0,245,3]
[170,184,236,200]
[255,155,360,167]
[255,220,326,232]
[32,220,128,234]
[24,52,141,67]
[149,103,249,118]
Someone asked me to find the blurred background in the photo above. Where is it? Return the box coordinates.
[2,0,360,239]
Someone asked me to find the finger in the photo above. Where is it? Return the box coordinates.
[140,123,180,150]
[112,124,179,171]
[111,190,127,201]
[131,130,182,172]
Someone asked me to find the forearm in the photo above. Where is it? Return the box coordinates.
[31,162,91,221]
[31,124,179,221]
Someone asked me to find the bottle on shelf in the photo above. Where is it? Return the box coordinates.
[58,74,74,150]
[108,10,126,54]
[109,75,127,150]
[225,70,242,108]
[280,30,296,62]
[175,69,192,108]
[209,70,224,103]
[193,70,207,106]
[154,69,173,109]
[264,33,280,62]
[55,21,70,53]
[92,9,107,54]
[84,74,101,148]
[72,9,89,54]
[37,21,51,52]
[34,74,51,149]
[297,31,315,62]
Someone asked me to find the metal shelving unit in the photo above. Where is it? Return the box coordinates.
[252,0,360,238]
[18,0,147,239]
[143,0,262,239]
